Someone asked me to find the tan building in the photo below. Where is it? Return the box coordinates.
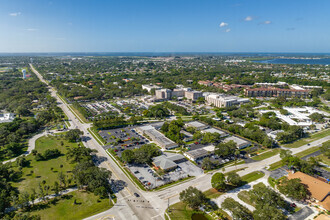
[185,90,203,101]
[205,93,249,108]
[244,87,310,98]
[155,89,172,100]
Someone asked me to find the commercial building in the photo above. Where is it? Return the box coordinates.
[205,93,249,108]
[184,145,215,162]
[288,172,330,211]
[0,113,15,123]
[201,128,228,138]
[142,84,161,92]
[136,125,178,150]
[22,69,27,79]
[172,89,185,98]
[152,154,186,171]
[180,130,193,142]
[244,87,310,98]
[185,90,203,101]
[155,89,172,100]
[185,121,209,131]
[223,136,250,149]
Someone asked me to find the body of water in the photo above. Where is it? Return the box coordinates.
[253,58,330,65]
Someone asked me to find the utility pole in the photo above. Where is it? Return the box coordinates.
[168,198,170,213]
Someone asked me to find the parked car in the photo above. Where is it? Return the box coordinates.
[134,193,140,197]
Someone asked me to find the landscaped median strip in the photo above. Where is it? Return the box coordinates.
[88,128,106,146]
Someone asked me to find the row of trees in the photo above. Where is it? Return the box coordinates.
[121,144,161,164]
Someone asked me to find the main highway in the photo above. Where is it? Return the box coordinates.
[30,64,330,220]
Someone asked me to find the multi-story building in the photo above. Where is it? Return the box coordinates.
[172,88,185,98]
[244,87,310,98]
[185,90,203,101]
[205,93,249,108]
[155,89,172,100]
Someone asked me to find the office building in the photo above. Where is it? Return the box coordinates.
[205,93,249,108]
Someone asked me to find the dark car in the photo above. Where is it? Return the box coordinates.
[134,193,140,197]
[290,203,296,208]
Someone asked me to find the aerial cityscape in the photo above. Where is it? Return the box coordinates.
[1,1,330,220]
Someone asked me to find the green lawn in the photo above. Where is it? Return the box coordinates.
[28,191,112,220]
[204,188,225,199]
[237,190,254,207]
[11,133,79,194]
[241,171,265,183]
[268,176,276,188]
[294,146,320,158]
[167,202,211,220]
[283,129,330,148]
[251,148,280,161]
[268,161,283,171]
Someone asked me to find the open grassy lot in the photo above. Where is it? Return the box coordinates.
[251,148,281,161]
[241,171,265,183]
[283,129,330,148]
[167,202,212,220]
[28,191,112,220]
[11,133,79,193]
[268,161,283,171]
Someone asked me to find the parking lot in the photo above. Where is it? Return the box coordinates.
[126,153,203,189]
[101,127,149,157]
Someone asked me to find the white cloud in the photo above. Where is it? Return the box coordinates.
[25,28,38,31]
[224,28,231,33]
[219,22,228,27]
[9,12,21,16]
[244,16,253,21]
[263,20,271,24]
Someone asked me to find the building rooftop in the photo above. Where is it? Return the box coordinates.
[185,121,208,130]
[223,136,250,148]
[185,149,209,159]
[201,128,228,137]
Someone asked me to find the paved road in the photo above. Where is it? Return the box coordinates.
[29,64,330,220]
[30,64,163,220]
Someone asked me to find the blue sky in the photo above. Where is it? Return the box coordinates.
[1,0,329,52]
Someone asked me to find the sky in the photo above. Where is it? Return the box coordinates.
[1,0,330,53]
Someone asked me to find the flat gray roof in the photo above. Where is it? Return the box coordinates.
[185,121,208,129]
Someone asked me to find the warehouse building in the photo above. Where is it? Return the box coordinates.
[185,121,209,131]
[136,125,178,150]
[223,136,250,149]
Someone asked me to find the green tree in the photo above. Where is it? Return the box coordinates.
[227,172,242,186]
[179,186,207,210]
[211,173,226,191]
[278,177,308,201]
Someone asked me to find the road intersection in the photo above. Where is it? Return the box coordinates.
[30,64,330,220]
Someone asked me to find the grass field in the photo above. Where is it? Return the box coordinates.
[283,129,330,148]
[28,191,112,220]
[11,133,79,194]
[241,171,265,183]
[204,188,225,199]
[268,160,283,171]
[167,202,212,220]
[237,190,254,207]
[251,148,281,161]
